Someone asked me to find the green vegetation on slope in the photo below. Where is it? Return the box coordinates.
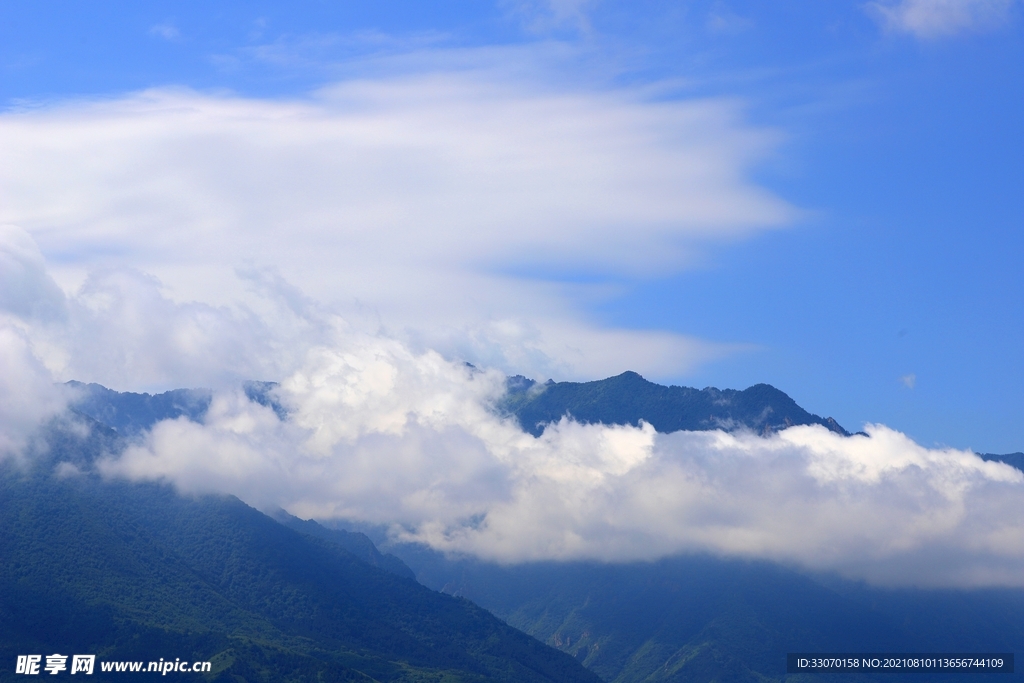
[0,422,601,683]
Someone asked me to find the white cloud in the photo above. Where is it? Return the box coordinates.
[501,0,596,33]
[0,224,68,323]
[0,225,337,392]
[149,23,181,41]
[901,372,916,388]
[0,324,69,461]
[0,55,792,382]
[866,0,1018,38]
[97,337,1024,588]
[0,226,71,460]
[706,3,755,35]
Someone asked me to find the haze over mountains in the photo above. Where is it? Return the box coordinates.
[379,542,1024,683]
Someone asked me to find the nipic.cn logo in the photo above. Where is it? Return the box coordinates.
[14,654,211,675]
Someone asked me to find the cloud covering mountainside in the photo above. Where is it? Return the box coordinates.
[3,221,1023,589]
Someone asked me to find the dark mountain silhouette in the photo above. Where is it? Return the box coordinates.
[501,371,850,436]
[68,373,851,441]
[65,381,212,436]
[66,380,284,436]
[982,452,1024,472]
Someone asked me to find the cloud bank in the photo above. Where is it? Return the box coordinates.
[98,342,1024,589]
[3,225,1023,588]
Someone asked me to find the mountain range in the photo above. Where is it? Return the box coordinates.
[3,375,1020,682]
[500,371,852,436]
[68,372,851,440]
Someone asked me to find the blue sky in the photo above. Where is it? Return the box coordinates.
[2,0,1023,453]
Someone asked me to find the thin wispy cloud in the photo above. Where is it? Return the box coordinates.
[0,51,791,381]
[901,373,917,389]
[706,3,755,35]
[149,22,181,41]
[866,0,1019,38]
[235,30,452,72]
[500,0,596,33]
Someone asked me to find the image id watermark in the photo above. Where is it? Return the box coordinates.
[787,653,1014,673]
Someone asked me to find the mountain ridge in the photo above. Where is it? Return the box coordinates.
[501,371,851,437]
[67,372,851,439]
[65,377,1023,471]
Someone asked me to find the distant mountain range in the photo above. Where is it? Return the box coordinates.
[65,380,283,436]
[35,375,1024,683]
[500,371,851,436]
[68,372,850,439]
[67,375,1022,474]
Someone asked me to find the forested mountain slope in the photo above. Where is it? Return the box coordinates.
[379,543,1024,683]
[0,417,601,683]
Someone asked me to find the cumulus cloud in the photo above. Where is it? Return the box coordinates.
[98,334,1024,588]
[0,325,69,461]
[0,227,72,458]
[0,55,791,381]
[0,224,730,392]
[0,224,68,323]
[867,0,1018,38]
[0,224,340,393]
